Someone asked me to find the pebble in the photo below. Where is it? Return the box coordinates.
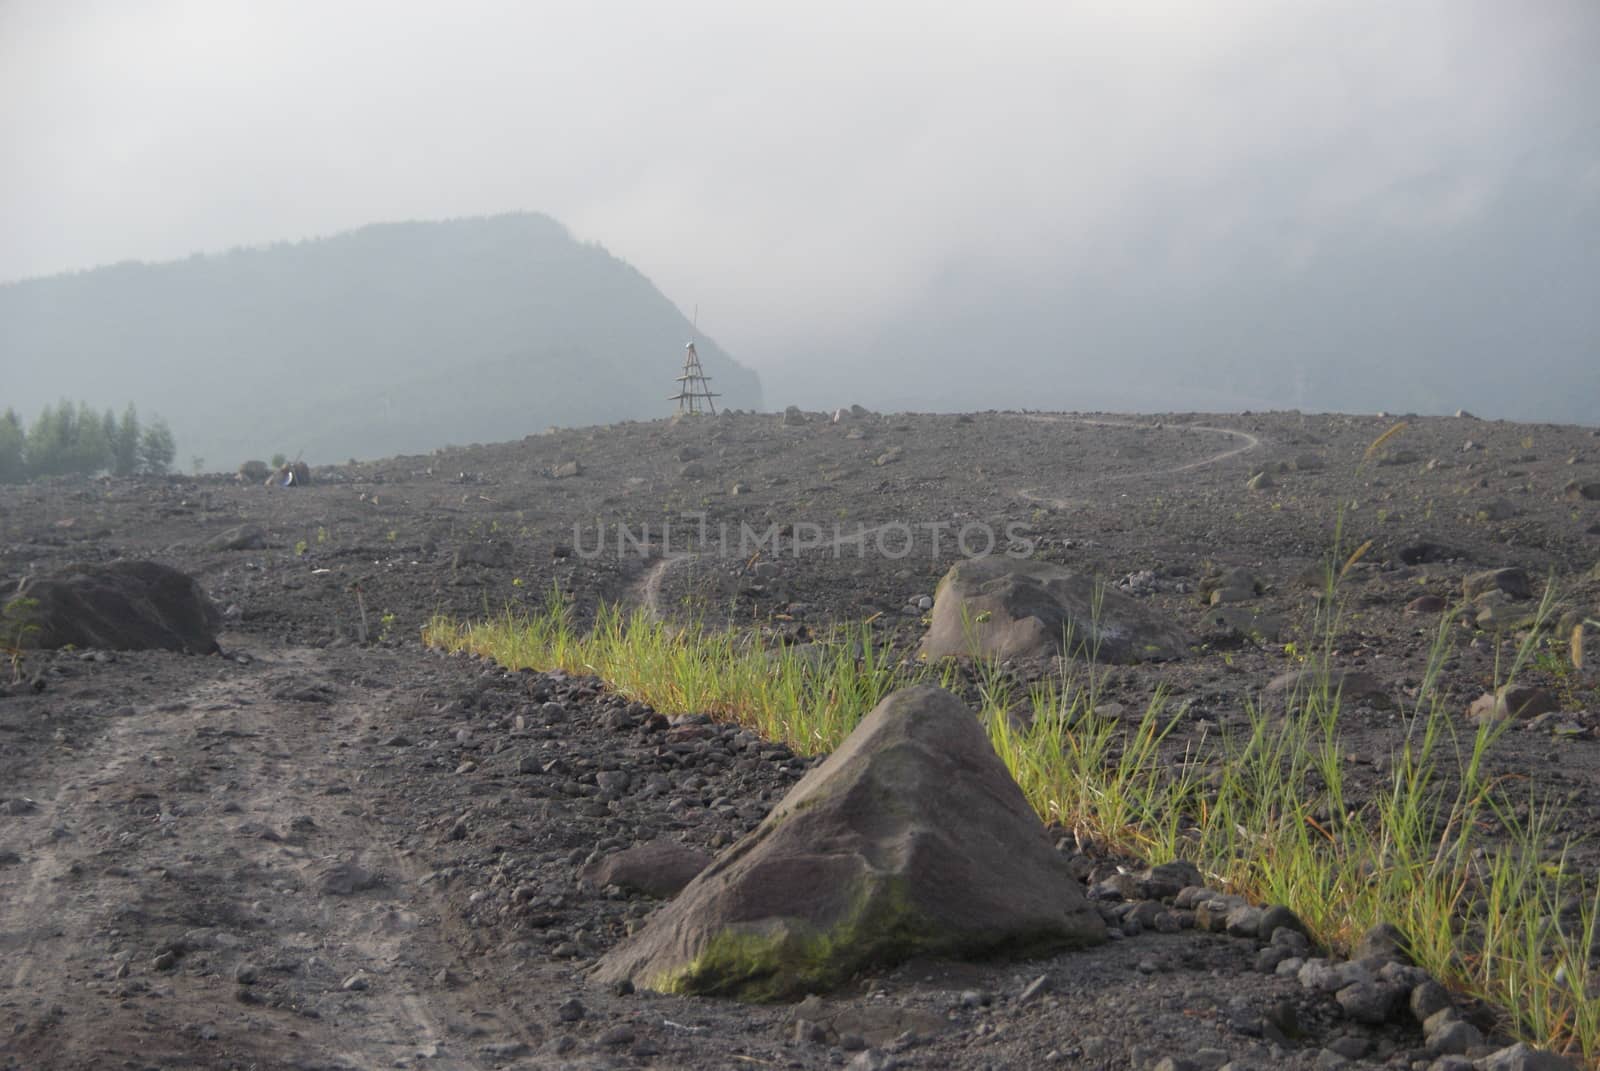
[597,1023,635,1046]
[556,997,585,1022]
[1017,974,1051,1004]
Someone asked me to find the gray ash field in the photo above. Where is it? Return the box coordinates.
[2,408,1598,1070]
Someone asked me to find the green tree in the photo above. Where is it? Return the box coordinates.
[24,401,73,478]
[138,418,176,475]
[0,409,25,483]
[68,401,111,474]
[112,404,141,477]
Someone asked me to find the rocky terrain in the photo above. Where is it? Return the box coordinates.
[2,407,1598,1070]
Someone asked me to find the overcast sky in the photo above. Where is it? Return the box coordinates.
[3,0,1597,377]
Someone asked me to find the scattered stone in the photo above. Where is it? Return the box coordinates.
[556,997,586,1022]
[597,1023,635,1046]
[1410,980,1452,1022]
[593,686,1105,1000]
[341,972,369,991]
[1405,595,1448,615]
[1139,860,1204,900]
[1427,1018,1483,1056]
[1246,471,1275,491]
[1334,980,1404,1024]
[551,460,581,479]
[1017,974,1051,1004]
[1477,1042,1579,1070]
[1463,567,1532,601]
[1354,921,1411,963]
[208,524,268,551]
[1468,685,1559,724]
[1265,669,1392,710]
[781,406,808,427]
[580,840,713,899]
[317,860,382,896]
[921,558,1190,664]
[1563,481,1600,502]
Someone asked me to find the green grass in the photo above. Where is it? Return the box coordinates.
[424,584,1599,1063]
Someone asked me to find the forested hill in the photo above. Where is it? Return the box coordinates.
[0,214,763,466]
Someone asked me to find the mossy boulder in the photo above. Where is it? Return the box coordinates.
[919,558,1189,664]
[591,686,1105,1001]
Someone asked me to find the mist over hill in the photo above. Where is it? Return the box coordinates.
[764,149,1599,426]
[0,214,762,467]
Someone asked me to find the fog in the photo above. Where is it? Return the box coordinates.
[3,1,1597,423]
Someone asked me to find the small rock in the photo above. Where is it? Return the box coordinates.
[1017,974,1051,1004]
[1477,1041,1579,1070]
[597,1024,635,1046]
[1468,685,1559,724]
[341,973,369,991]
[1334,981,1403,1024]
[1463,567,1531,601]
[556,997,585,1022]
[1410,979,1452,1022]
[1354,921,1411,963]
[1427,1018,1483,1056]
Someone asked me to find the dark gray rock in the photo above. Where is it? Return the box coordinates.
[1477,1042,1579,1070]
[4,561,221,653]
[581,840,713,899]
[1463,567,1531,601]
[1354,921,1412,963]
[1265,669,1393,710]
[1334,980,1405,1024]
[920,558,1190,664]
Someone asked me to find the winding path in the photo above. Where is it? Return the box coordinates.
[631,415,1264,617]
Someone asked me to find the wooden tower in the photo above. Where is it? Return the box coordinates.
[670,341,720,415]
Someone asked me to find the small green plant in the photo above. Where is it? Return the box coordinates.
[1,596,41,682]
[379,612,396,643]
[316,526,328,544]
[387,529,398,542]
[294,539,308,556]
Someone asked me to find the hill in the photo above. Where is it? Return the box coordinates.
[0,214,762,466]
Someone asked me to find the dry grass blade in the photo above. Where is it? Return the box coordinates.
[1573,623,1584,672]
[1339,539,1374,581]
[1363,420,1409,461]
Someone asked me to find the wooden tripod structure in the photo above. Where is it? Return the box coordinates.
[669,341,720,415]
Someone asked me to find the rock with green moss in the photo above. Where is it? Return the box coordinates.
[919,558,1190,664]
[592,685,1105,1001]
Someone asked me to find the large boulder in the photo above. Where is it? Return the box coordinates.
[920,558,1189,663]
[592,686,1105,1001]
[3,561,221,653]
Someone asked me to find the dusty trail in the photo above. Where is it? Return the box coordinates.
[1013,414,1263,511]
[0,643,532,1070]
[631,416,1264,616]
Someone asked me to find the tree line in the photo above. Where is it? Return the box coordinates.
[0,401,175,483]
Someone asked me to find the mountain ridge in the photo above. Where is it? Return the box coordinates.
[0,213,762,465]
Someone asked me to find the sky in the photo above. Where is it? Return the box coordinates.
[2,0,1597,415]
